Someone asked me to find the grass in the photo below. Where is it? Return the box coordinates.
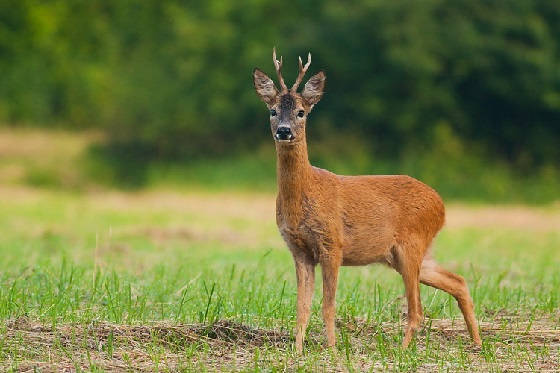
[0,186,559,371]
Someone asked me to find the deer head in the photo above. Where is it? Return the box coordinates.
[253,48,326,144]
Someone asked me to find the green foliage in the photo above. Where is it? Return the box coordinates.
[1,1,559,177]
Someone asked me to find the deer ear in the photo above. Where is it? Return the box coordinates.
[302,71,326,106]
[253,68,278,105]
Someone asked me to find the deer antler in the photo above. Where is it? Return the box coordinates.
[291,52,311,92]
[273,47,288,93]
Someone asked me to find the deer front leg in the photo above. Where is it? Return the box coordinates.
[321,258,340,348]
[293,255,315,354]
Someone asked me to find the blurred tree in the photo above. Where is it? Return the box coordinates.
[0,0,558,168]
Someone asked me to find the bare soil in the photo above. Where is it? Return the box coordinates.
[3,315,559,372]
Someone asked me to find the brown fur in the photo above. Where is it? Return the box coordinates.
[253,49,482,353]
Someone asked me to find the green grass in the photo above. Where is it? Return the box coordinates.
[0,187,559,371]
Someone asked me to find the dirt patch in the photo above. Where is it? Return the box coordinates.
[2,318,290,372]
[87,189,275,223]
[122,226,247,246]
[3,316,559,372]
[446,204,560,232]
[0,129,99,159]
[3,187,559,232]
[86,191,560,232]
[91,193,560,232]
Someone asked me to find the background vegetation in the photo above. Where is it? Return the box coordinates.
[1,0,559,202]
[1,3,560,370]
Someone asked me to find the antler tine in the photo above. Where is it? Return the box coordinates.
[272,47,288,92]
[291,52,311,92]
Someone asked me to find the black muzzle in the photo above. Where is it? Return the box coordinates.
[275,126,294,141]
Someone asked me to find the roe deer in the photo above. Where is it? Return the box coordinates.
[252,48,482,353]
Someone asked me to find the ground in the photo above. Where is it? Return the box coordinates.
[0,186,559,371]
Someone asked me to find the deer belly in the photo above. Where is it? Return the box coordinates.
[341,226,394,266]
[342,246,391,266]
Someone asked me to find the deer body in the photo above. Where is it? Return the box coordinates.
[277,146,444,265]
[254,49,481,353]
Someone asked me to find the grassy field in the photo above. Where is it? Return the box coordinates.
[0,185,559,371]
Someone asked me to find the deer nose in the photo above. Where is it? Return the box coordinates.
[275,126,294,141]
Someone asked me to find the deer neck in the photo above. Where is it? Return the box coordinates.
[275,137,312,219]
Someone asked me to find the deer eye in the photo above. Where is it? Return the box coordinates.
[270,109,277,116]
[297,110,305,118]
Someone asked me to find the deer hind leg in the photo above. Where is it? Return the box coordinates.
[400,264,422,348]
[420,258,482,346]
[416,282,424,321]
[320,257,340,348]
[293,254,315,354]
[392,245,423,348]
